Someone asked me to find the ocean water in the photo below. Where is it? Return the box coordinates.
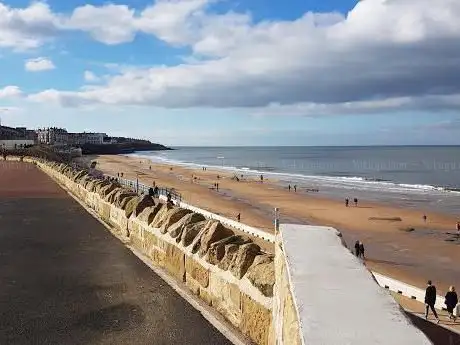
[130,146,460,215]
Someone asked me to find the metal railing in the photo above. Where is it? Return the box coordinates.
[106,175,182,203]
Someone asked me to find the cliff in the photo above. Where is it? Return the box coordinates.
[80,142,171,155]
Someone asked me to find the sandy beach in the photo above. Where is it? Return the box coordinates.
[86,154,460,293]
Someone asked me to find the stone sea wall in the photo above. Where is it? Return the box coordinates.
[34,160,274,345]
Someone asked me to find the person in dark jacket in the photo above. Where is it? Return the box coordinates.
[359,242,365,259]
[425,280,440,323]
[354,241,360,257]
[445,286,458,321]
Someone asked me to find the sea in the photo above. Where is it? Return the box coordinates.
[129,146,460,216]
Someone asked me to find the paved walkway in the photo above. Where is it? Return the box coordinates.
[0,162,231,345]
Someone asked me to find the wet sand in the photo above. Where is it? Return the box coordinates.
[88,155,460,294]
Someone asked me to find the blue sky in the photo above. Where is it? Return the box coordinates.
[1,0,460,146]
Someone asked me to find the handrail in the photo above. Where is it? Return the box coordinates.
[105,175,182,203]
[105,174,274,243]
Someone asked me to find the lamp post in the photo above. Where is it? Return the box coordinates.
[274,207,280,233]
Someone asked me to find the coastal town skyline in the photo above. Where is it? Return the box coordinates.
[1,0,460,146]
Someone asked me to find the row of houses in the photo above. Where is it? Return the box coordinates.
[36,128,110,146]
[0,126,119,149]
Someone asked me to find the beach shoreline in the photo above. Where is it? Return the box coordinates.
[83,154,460,294]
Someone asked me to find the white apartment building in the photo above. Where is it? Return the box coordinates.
[37,128,105,146]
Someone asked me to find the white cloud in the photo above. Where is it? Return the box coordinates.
[0,85,22,99]
[67,4,136,45]
[84,70,99,82]
[0,2,61,50]
[136,0,210,45]
[25,57,55,71]
[0,0,457,117]
[26,0,460,116]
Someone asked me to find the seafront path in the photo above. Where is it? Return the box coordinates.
[0,161,231,345]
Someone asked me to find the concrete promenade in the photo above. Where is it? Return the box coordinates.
[0,161,231,345]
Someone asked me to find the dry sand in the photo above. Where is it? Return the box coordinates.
[87,154,460,294]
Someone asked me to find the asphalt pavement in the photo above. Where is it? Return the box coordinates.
[0,161,231,345]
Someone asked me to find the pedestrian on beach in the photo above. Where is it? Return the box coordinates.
[425,280,440,323]
[354,197,358,207]
[456,221,460,233]
[354,240,360,257]
[359,241,365,259]
[294,185,297,192]
[445,286,458,321]
[423,214,427,223]
[216,183,219,191]
[237,213,241,222]
[149,165,151,170]
[288,185,291,191]
[260,174,264,183]
[152,180,156,188]
[345,198,349,207]
[121,172,124,177]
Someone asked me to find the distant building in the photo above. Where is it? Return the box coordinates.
[37,127,68,145]
[0,140,34,149]
[0,125,38,143]
[37,128,106,146]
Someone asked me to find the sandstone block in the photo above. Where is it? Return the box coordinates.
[124,196,140,217]
[210,272,241,327]
[134,195,155,217]
[150,204,173,228]
[283,288,302,345]
[229,243,261,279]
[120,195,137,210]
[99,183,118,198]
[181,220,209,247]
[143,230,158,252]
[151,248,165,268]
[168,213,206,239]
[165,243,185,282]
[159,208,193,234]
[207,235,251,265]
[246,254,275,297]
[217,244,240,271]
[185,256,209,288]
[138,203,163,225]
[241,293,272,345]
[200,287,212,306]
[198,221,234,257]
[185,273,201,295]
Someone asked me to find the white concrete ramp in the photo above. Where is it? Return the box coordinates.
[276,224,432,345]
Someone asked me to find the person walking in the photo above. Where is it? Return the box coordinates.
[294,185,297,192]
[345,198,349,207]
[359,241,365,259]
[445,286,458,321]
[425,280,440,323]
[354,197,358,207]
[288,184,291,191]
[423,214,427,223]
[237,213,241,222]
[354,240,360,257]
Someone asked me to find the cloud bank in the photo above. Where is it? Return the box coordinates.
[2,0,460,115]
